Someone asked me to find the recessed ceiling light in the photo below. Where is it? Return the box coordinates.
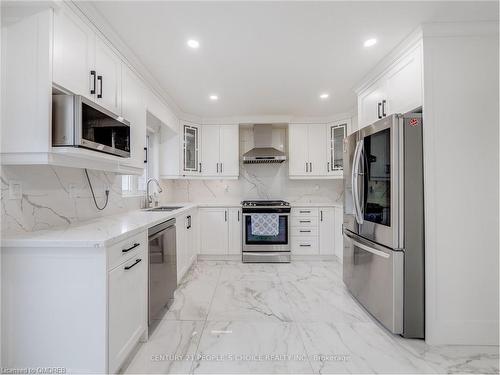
[319,93,329,100]
[187,39,200,49]
[209,94,218,101]
[364,38,377,48]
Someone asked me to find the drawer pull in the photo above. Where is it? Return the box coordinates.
[299,220,311,223]
[299,230,311,233]
[299,210,311,213]
[124,258,142,270]
[300,244,311,247]
[122,243,140,253]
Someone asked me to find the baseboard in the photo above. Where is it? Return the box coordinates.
[197,254,241,261]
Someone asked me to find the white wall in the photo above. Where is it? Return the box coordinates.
[422,26,499,345]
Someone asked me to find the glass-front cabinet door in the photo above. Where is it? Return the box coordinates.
[327,120,349,177]
[183,124,200,174]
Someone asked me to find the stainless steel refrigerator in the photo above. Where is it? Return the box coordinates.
[343,111,425,338]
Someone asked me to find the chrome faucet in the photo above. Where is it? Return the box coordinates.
[146,178,163,208]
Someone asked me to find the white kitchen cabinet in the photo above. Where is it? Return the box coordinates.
[53,9,95,99]
[2,230,148,373]
[228,208,242,254]
[121,66,146,169]
[326,120,349,177]
[108,247,147,373]
[289,123,348,179]
[200,125,239,178]
[176,209,198,282]
[319,207,335,255]
[219,125,240,177]
[201,126,220,176]
[94,38,122,114]
[199,208,229,254]
[288,124,309,176]
[357,42,423,129]
[182,123,201,175]
[307,125,328,176]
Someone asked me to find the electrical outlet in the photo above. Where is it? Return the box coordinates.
[9,181,22,200]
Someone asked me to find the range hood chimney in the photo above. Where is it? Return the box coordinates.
[242,124,286,164]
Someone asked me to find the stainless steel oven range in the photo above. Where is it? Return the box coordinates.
[242,200,291,263]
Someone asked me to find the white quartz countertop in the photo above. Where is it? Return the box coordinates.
[1,201,342,248]
[1,204,198,248]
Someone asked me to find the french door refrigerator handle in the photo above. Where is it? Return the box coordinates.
[352,140,364,224]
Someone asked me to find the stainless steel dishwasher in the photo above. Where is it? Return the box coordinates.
[148,218,176,330]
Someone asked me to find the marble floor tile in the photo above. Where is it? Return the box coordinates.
[298,322,438,374]
[163,262,222,321]
[207,279,294,322]
[218,262,281,283]
[276,260,342,283]
[283,279,371,324]
[124,320,203,374]
[394,338,500,374]
[191,321,313,374]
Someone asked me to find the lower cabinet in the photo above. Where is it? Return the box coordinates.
[199,207,242,255]
[334,206,343,262]
[291,206,337,257]
[176,208,198,283]
[108,246,147,373]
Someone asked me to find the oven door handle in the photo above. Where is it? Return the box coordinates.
[352,140,364,224]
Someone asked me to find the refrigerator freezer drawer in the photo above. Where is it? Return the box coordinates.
[343,230,404,334]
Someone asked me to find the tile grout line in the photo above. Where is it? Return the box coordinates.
[189,260,225,374]
[276,265,316,375]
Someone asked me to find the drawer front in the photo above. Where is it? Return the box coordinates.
[291,236,319,254]
[108,231,147,271]
[291,208,319,217]
[291,217,318,227]
[291,227,319,237]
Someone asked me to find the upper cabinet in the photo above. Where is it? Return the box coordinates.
[289,121,350,179]
[357,42,423,129]
[182,123,201,175]
[53,9,95,100]
[94,38,122,115]
[201,125,239,178]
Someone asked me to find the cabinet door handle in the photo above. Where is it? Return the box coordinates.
[299,230,311,233]
[310,162,312,172]
[199,163,202,173]
[124,258,142,270]
[382,99,387,117]
[299,220,311,223]
[377,102,382,119]
[305,162,308,173]
[238,210,240,222]
[300,244,311,247]
[122,243,140,253]
[299,210,311,213]
[320,210,323,222]
[220,163,223,173]
[97,75,103,98]
[216,163,219,173]
[187,215,192,229]
[327,162,330,172]
[225,210,228,222]
[90,70,96,95]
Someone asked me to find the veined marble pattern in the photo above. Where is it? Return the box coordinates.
[124,260,499,374]
[0,165,146,235]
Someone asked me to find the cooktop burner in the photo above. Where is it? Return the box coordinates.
[241,200,290,207]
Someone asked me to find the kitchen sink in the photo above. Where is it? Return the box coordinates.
[146,206,183,212]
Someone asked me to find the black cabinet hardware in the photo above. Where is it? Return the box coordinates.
[122,243,140,253]
[90,70,96,95]
[97,75,103,98]
[124,258,142,270]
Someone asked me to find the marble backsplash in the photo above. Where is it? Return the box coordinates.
[162,163,343,205]
[0,165,146,235]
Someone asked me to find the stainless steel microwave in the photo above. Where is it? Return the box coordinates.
[52,95,131,158]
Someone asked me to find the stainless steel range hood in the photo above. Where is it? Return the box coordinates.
[242,124,286,164]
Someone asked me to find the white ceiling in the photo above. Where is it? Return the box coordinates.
[89,1,498,118]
